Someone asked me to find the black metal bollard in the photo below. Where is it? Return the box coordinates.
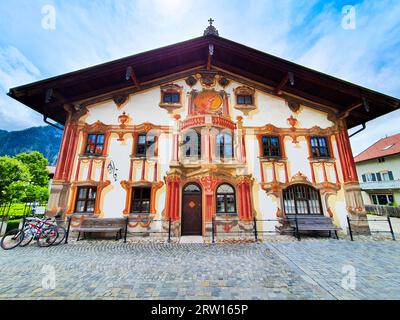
[124,217,128,243]
[347,216,353,241]
[64,217,71,244]
[168,218,171,243]
[253,217,258,242]
[212,218,215,244]
[387,215,396,241]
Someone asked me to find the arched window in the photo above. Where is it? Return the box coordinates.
[183,184,201,193]
[216,132,233,159]
[216,183,236,213]
[283,184,322,215]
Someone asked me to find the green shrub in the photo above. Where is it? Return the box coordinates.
[6,219,22,232]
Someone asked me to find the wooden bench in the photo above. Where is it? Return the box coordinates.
[286,215,341,239]
[67,217,128,242]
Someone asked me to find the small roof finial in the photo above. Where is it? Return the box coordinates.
[204,18,219,36]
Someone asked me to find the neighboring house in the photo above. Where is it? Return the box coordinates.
[355,133,400,207]
[7,22,400,237]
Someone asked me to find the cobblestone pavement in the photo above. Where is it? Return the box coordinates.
[0,238,399,300]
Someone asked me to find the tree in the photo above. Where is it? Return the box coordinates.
[0,157,31,202]
[15,151,49,187]
[0,152,50,203]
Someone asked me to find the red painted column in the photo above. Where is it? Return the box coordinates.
[87,159,93,180]
[141,158,146,181]
[223,94,230,116]
[272,161,277,182]
[283,162,289,184]
[174,181,180,221]
[322,162,328,182]
[246,183,253,219]
[237,178,252,220]
[333,162,340,184]
[165,176,181,221]
[259,161,265,185]
[63,123,80,181]
[238,183,244,219]
[200,176,219,221]
[153,162,158,182]
[165,181,172,220]
[241,135,247,163]
[342,130,358,182]
[335,130,358,182]
[54,122,71,180]
[310,162,316,183]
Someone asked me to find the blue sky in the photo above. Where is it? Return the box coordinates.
[0,0,399,155]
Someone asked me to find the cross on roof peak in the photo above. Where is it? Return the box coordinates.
[204,18,219,36]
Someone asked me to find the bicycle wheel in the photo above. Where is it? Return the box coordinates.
[1,228,24,250]
[53,226,66,245]
[37,227,58,247]
[19,226,34,247]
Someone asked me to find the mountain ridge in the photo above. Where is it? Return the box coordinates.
[0,125,62,165]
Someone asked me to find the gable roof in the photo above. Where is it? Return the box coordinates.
[354,133,400,162]
[7,34,400,127]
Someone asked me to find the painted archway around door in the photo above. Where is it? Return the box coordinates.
[181,183,202,235]
[283,184,323,215]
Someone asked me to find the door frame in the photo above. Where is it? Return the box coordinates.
[181,182,203,236]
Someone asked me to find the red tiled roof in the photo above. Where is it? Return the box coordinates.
[354,133,400,162]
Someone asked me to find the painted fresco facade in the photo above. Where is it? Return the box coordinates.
[46,72,368,237]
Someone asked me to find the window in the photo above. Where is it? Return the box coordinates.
[131,187,151,213]
[310,136,330,158]
[183,131,201,158]
[261,136,281,157]
[216,184,236,214]
[136,134,155,157]
[371,194,394,205]
[183,184,201,193]
[378,157,385,163]
[237,95,253,105]
[363,171,393,182]
[283,184,322,215]
[382,171,394,181]
[75,187,97,213]
[216,132,233,159]
[162,92,180,104]
[85,134,105,155]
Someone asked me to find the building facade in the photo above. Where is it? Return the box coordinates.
[9,24,400,238]
[355,133,400,207]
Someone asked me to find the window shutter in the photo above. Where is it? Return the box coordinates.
[376,173,382,181]
[388,171,394,180]
[362,174,366,182]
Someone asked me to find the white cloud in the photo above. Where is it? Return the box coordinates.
[0,46,43,131]
[288,0,400,155]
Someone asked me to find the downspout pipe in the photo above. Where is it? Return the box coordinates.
[349,122,366,138]
[43,115,64,131]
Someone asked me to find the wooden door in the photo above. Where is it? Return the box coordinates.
[181,184,202,235]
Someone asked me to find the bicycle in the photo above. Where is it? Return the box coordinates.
[1,217,59,250]
[20,216,67,247]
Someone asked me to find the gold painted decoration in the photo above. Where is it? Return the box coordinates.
[194,91,223,114]
[188,201,196,208]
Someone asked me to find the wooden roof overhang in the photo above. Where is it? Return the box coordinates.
[7,34,400,128]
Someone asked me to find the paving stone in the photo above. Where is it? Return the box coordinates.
[0,239,399,299]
